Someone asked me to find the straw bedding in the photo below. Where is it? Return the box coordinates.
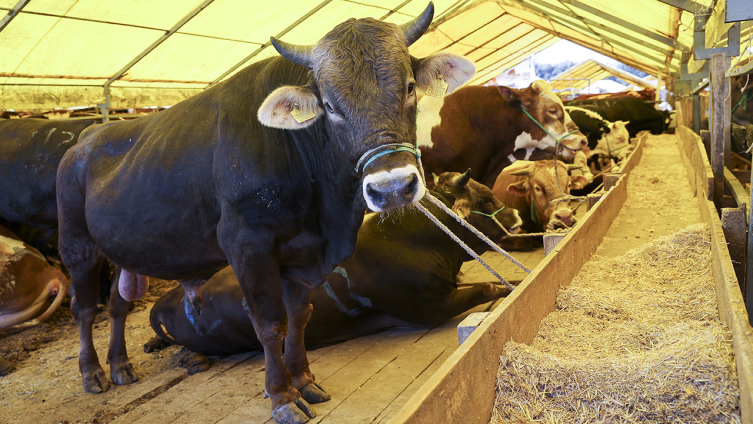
[490,224,740,423]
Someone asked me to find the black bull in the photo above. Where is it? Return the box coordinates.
[149,173,523,355]
[55,4,476,423]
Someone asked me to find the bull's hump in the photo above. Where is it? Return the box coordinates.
[416,95,445,148]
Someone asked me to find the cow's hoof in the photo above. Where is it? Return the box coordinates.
[82,368,110,393]
[110,361,138,385]
[144,336,171,353]
[271,399,316,424]
[299,382,331,404]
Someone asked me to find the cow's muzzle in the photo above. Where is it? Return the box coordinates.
[363,167,424,212]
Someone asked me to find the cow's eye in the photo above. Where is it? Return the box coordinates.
[324,101,335,114]
[548,109,558,114]
[407,82,415,96]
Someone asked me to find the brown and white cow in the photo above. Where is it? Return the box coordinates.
[492,160,587,236]
[417,80,587,188]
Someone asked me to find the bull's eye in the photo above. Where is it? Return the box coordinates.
[407,82,415,96]
[324,101,335,114]
[548,109,558,114]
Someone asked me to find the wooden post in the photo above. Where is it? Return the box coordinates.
[603,173,620,191]
[457,312,489,345]
[543,234,565,256]
[747,163,753,325]
[710,53,731,209]
[587,193,603,211]
[722,207,747,295]
[692,94,701,134]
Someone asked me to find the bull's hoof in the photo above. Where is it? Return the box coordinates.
[82,368,111,393]
[178,349,211,375]
[110,361,138,385]
[299,382,331,404]
[271,399,316,424]
[144,336,171,353]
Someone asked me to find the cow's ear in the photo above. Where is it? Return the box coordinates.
[569,175,588,190]
[414,52,476,94]
[507,181,528,196]
[498,86,522,104]
[623,120,630,125]
[451,198,472,218]
[258,86,324,129]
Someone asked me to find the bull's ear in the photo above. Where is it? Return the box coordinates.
[507,181,528,196]
[451,198,472,218]
[414,52,476,94]
[569,175,588,190]
[623,120,630,125]
[258,86,324,129]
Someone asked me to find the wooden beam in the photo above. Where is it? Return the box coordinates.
[656,0,706,13]
[722,207,747,295]
[711,53,732,208]
[725,167,750,219]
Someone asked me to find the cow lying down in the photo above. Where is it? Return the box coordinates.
[0,225,68,335]
[493,160,587,251]
[146,171,523,357]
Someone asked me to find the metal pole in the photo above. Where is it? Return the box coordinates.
[0,0,30,33]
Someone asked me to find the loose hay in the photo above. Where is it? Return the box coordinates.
[491,225,740,423]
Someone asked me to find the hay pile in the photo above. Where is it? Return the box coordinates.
[491,225,740,423]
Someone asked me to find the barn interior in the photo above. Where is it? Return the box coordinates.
[1,1,753,423]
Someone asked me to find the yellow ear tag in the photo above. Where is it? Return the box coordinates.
[290,103,316,123]
[426,75,449,98]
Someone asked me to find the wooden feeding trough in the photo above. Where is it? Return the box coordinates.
[389,129,753,423]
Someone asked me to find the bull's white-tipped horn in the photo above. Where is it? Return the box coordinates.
[400,2,434,47]
[270,37,314,69]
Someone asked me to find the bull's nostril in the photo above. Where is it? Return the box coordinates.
[580,139,588,147]
[403,174,418,199]
[366,183,386,208]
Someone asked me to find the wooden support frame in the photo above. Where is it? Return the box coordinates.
[722,207,747,295]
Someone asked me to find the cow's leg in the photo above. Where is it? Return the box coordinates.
[106,269,137,385]
[418,283,509,327]
[281,279,330,404]
[232,255,315,424]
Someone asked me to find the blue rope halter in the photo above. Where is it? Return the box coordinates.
[355,143,421,174]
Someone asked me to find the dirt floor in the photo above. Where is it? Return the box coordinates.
[0,278,189,424]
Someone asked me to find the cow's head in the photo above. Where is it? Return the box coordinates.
[505,160,587,229]
[258,3,476,212]
[600,120,630,158]
[433,170,523,247]
[498,80,587,159]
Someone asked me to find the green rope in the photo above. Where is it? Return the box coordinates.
[732,87,753,114]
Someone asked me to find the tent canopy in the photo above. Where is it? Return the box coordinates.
[0,0,743,110]
[546,58,657,94]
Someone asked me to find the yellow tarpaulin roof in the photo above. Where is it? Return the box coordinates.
[547,59,657,93]
[0,0,734,110]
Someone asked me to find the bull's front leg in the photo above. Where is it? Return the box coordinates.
[281,279,331,404]
[228,249,316,424]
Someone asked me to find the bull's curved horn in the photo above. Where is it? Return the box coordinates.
[400,2,434,47]
[270,37,314,69]
[509,168,531,176]
[453,169,471,187]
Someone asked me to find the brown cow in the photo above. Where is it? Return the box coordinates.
[417,80,588,188]
[0,225,68,335]
[492,160,587,237]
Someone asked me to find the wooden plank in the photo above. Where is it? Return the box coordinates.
[543,234,565,256]
[725,167,750,219]
[587,193,603,211]
[676,125,714,200]
[711,52,732,208]
[458,312,490,345]
[389,138,645,424]
[722,207,747,295]
[603,173,620,191]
